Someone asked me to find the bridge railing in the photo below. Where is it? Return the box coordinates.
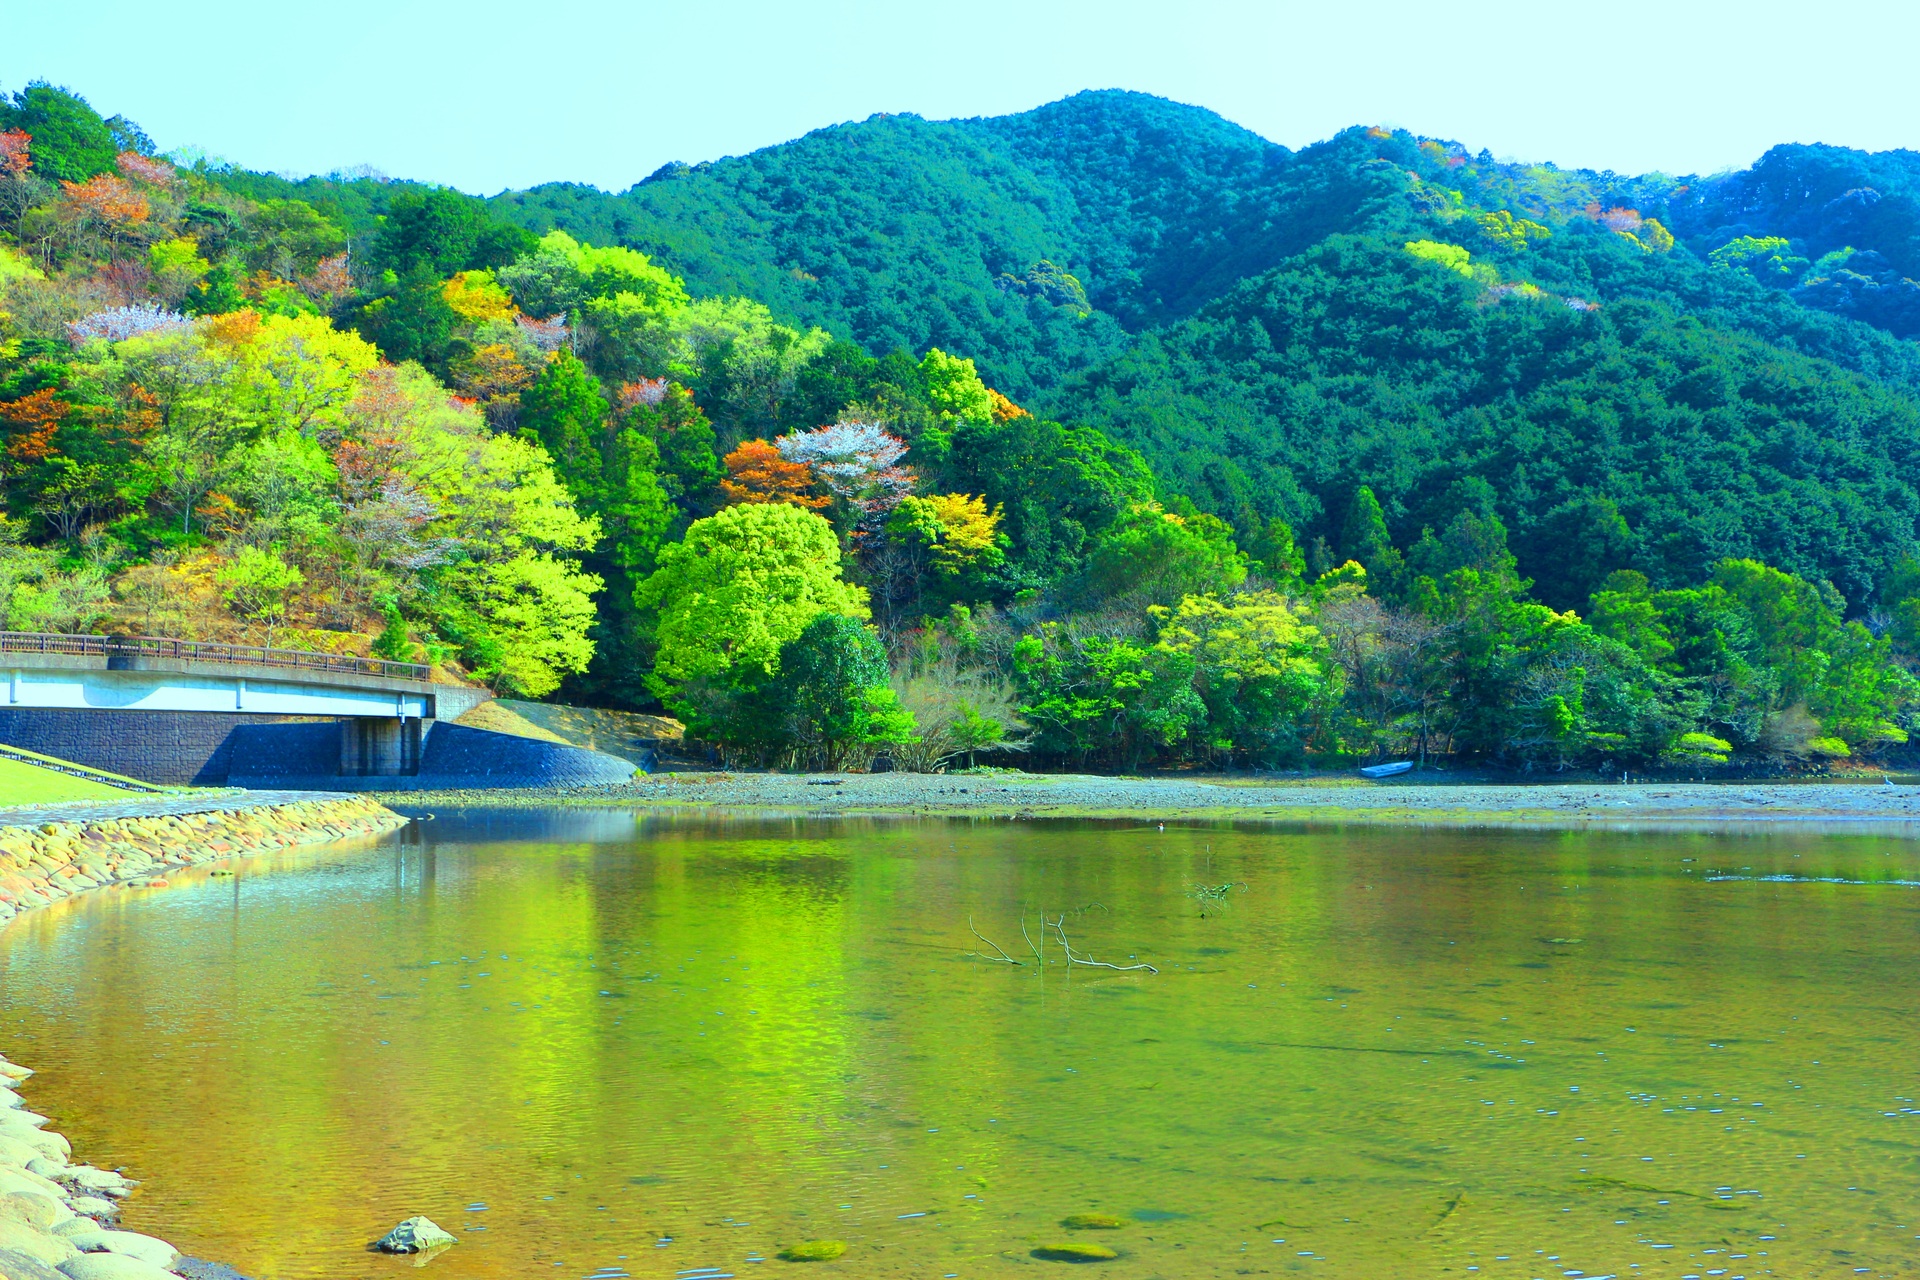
[0,632,431,683]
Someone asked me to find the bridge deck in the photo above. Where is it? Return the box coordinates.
[0,631,487,721]
[0,632,428,682]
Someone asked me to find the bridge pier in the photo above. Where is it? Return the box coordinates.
[341,717,423,777]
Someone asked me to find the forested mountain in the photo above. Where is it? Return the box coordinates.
[1668,143,1920,338]
[1063,236,1920,611]
[6,78,1920,775]
[486,92,1920,387]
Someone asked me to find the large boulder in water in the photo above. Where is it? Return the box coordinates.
[0,1219,77,1265]
[59,1229,177,1270]
[0,1247,67,1280]
[56,1255,176,1280]
[371,1218,455,1254]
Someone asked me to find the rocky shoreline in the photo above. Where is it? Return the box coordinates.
[0,796,410,1280]
[374,769,1920,830]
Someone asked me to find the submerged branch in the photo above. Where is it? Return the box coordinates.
[1020,911,1044,963]
[1047,913,1158,974]
[966,914,1022,965]
[1187,880,1246,918]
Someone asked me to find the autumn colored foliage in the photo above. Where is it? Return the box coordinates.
[720,438,827,509]
[0,129,28,175]
[60,173,148,231]
[1,387,70,461]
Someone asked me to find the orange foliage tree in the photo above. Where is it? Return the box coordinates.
[987,388,1030,423]
[0,129,29,175]
[1,387,71,464]
[61,174,149,252]
[720,438,827,509]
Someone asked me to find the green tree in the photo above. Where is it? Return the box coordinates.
[916,347,994,454]
[372,188,492,277]
[636,502,868,694]
[1524,496,1634,611]
[1244,515,1306,588]
[242,200,349,278]
[774,614,916,768]
[1012,623,1205,768]
[519,352,607,501]
[497,230,689,321]
[1881,555,1920,657]
[1154,590,1332,765]
[612,383,720,513]
[184,264,247,317]
[1708,235,1810,287]
[940,415,1155,589]
[0,83,117,182]
[219,547,304,644]
[354,264,458,367]
[372,599,413,661]
[1080,503,1246,605]
[1339,486,1403,589]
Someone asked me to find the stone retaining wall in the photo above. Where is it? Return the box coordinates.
[0,797,408,923]
[0,796,410,1280]
[0,709,321,786]
[225,722,638,792]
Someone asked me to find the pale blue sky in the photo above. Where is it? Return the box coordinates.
[7,0,1918,195]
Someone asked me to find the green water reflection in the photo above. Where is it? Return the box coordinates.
[0,813,1916,1279]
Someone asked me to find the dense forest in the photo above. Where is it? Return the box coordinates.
[5,79,1920,774]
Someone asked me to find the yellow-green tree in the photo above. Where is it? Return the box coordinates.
[1474,210,1550,251]
[637,502,868,691]
[1155,591,1332,763]
[887,493,1003,577]
[918,348,993,427]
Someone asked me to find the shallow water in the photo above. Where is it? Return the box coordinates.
[0,812,1916,1280]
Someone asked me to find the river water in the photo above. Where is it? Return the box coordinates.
[0,811,1914,1279]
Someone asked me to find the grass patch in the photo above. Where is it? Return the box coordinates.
[1061,1213,1126,1230]
[0,756,127,805]
[777,1239,847,1262]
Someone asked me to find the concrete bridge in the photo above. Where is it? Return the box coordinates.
[0,633,630,789]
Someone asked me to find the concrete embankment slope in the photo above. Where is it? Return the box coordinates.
[0,794,408,1278]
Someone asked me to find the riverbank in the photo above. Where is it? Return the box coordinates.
[0,795,409,1279]
[377,770,1920,830]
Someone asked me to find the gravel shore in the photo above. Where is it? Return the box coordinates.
[374,770,1920,830]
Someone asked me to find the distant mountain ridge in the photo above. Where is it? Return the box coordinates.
[483,91,1920,391]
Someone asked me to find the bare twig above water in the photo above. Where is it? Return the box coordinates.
[1046,913,1158,974]
[966,915,1023,965]
[1020,911,1043,963]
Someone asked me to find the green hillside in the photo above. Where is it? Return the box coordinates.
[6,77,1920,773]
[1057,234,1920,610]
[483,93,1920,396]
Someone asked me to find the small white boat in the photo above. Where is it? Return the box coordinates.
[1359,761,1414,779]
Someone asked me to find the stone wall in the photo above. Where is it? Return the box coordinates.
[0,712,636,791]
[225,722,637,791]
[0,797,409,922]
[0,709,334,786]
